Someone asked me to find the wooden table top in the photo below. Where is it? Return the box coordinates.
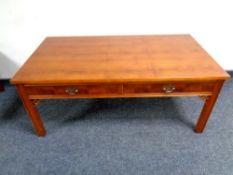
[11,35,230,84]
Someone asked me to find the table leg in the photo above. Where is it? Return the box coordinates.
[0,81,4,91]
[16,84,46,136]
[195,80,224,133]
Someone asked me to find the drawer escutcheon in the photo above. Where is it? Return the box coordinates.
[163,84,176,93]
[65,87,79,95]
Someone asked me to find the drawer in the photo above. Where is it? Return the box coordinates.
[25,84,122,96]
[123,82,216,94]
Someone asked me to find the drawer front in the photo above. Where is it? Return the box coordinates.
[123,82,216,94]
[25,84,122,96]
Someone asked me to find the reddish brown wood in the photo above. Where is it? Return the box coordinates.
[195,80,224,133]
[24,81,215,98]
[25,84,123,96]
[16,84,46,136]
[0,81,4,91]
[123,81,216,94]
[27,92,213,100]
[11,35,230,85]
[10,35,230,136]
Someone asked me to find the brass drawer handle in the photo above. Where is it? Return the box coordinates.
[163,84,176,93]
[65,87,79,95]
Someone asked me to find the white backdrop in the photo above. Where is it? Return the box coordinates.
[0,0,233,78]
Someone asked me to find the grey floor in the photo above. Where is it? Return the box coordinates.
[0,74,233,175]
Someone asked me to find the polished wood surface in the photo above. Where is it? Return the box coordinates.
[195,80,224,133]
[16,85,46,136]
[24,81,215,99]
[123,81,215,94]
[10,35,230,136]
[0,82,4,91]
[11,35,230,85]
[25,84,123,96]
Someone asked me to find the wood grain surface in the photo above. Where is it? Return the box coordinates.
[0,81,4,91]
[11,35,230,84]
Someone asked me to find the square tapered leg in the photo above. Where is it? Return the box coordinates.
[195,80,224,133]
[16,84,46,136]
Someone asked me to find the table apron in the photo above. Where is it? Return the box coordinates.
[23,81,216,99]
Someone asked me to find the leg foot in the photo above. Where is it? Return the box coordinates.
[0,81,4,91]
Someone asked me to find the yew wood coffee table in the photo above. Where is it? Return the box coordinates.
[11,35,230,136]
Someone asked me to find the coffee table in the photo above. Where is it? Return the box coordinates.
[11,35,230,136]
